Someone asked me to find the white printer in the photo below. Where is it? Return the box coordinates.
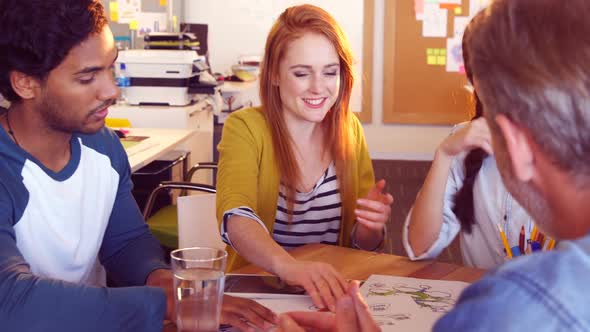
[115,50,214,106]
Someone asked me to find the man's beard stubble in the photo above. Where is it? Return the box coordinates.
[493,136,555,237]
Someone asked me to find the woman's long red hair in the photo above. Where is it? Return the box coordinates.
[259,4,356,219]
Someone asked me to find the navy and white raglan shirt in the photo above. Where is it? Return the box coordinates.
[0,108,169,331]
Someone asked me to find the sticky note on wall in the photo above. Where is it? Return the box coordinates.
[129,20,139,31]
[109,2,119,22]
[427,48,448,66]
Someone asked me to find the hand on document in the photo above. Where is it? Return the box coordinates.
[276,260,348,312]
[221,295,277,331]
[274,281,379,332]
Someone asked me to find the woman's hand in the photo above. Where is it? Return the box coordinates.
[438,117,493,158]
[221,295,277,331]
[276,260,347,312]
[355,179,394,234]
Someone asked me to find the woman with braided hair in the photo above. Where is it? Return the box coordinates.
[402,13,534,269]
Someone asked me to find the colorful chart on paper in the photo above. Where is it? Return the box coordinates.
[359,275,470,331]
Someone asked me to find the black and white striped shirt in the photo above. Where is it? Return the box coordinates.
[221,162,341,250]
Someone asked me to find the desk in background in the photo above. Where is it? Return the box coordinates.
[217,80,259,121]
[123,128,195,173]
[110,102,213,184]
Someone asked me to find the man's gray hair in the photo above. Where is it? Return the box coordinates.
[466,0,590,179]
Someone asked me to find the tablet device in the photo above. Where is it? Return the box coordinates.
[224,274,306,295]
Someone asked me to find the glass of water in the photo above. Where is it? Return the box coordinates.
[171,247,228,332]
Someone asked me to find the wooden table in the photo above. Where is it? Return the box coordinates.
[234,243,486,283]
[163,244,486,331]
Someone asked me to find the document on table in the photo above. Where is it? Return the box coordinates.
[225,293,317,314]
[359,275,470,331]
[220,294,316,332]
[221,274,470,332]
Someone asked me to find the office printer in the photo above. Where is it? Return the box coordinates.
[116,49,220,106]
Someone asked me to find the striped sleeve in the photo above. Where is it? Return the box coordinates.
[221,206,269,248]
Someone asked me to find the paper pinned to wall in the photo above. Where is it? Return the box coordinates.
[446,37,464,72]
[109,2,119,22]
[427,48,448,66]
[415,0,425,21]
[137,12,168,36]
[128,20,139,31]
[422,3,448,38]
[360,275,470,331]
[453,16,470,38]
[117,0,141,24]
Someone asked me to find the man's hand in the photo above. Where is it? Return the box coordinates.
[221,295,277,331]
[145,269,175,321]
[276,281,380,332]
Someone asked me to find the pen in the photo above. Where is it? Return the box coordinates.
[497,224,513,259]
[531,225,538,242]
[519,226,525,255]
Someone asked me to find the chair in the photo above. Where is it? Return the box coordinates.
[177,192,226,250]
[142,162,219,251]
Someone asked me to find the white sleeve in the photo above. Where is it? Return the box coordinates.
[402,154,465,260]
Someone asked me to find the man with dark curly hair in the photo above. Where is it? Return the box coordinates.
[0,1,274,331]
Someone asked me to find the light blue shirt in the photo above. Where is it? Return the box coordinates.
[434,234,590,331]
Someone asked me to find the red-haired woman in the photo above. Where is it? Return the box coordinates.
[216,4,393,312]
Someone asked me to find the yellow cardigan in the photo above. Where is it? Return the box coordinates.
[216,107,375,271]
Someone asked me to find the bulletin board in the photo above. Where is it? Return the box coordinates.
[358,0,375,123]
[382,0,474,125]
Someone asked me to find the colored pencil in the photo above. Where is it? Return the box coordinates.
[498,224,513,259]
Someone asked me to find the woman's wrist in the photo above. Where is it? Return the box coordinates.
[269,251,297,277]
[435,145,453,160]
[352,222,385,251]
